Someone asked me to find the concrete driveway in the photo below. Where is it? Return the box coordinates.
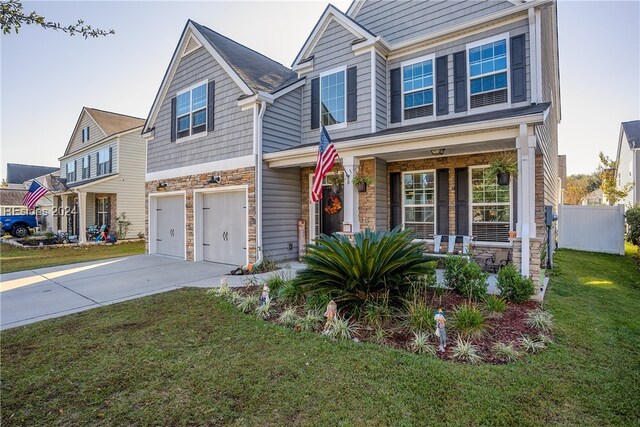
[0,255,242,330]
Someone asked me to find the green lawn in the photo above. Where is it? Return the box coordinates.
[0,241,145,274]
[1,248,638,426]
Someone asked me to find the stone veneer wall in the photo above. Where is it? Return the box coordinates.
[357,159,376,231]
[145,166,256,262]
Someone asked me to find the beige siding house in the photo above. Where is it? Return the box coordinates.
[54,107,146,241]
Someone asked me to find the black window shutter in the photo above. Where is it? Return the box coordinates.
[95,198,99,225]
[436,56,449,116]
[347,66,357,122]
[390,172,402,230]
[311,78,320,130]
[455,168,469,235]
[87,127,90,141]
[453,51,467,113]
[170,97,177,142]
[510,34,526,103]
[436,169,449,235]
[108,147,113,174]
[390,68,401,123]
[96,151,100,176]
[207,80,215,131]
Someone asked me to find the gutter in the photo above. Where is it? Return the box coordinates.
[248,100,267,269]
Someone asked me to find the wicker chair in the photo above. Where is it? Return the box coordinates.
[484,249,511,273]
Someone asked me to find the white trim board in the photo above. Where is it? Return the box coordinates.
[145,155,255,181]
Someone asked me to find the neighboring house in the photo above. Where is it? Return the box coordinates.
[142,0,561,291]
[5,163,59,190]
[0,188,28,216]
[581,188,607,206]
[615,120,639,207]
[54,107,146,241]
[21,171,60,231]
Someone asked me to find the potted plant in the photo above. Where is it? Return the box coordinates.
[352,175,374,192]
[327,175,342,195]
[486,155,518,186]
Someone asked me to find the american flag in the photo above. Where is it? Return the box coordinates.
[311,126,338,203]
[22,180,48,209]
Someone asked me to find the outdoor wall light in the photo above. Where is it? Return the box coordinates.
[430,148,446,156]
[208,173,222,184]
[156,182,168,191]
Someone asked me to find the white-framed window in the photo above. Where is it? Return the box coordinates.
[96,197,110,227]
[176,81,207,140]
[82,155,90,180]
[402,171,436,239]
[97,148,111,176]
[402,55,435,121]
[66,161,76,182]
[320,67,346,128]
[470,166,511,242]
[82,126,90,142]
[468,34,509,109]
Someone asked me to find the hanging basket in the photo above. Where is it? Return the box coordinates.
[497,172,511,186]
[356,182,367,192]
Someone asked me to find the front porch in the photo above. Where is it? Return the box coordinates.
[53,192,117,242]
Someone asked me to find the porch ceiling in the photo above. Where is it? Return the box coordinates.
[373,138,516,163]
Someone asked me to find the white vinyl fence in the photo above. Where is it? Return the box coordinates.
[557,205,625,255]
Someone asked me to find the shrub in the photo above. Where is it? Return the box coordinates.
[483,295,507,317]
[492,342,520,362]
[410,332,436,355]
[294,228,434,310]
[496,264,535,304]
[363,295,392,327]
[520,335,546,353]
[526,309,554,333]
[304,292,331,311]
[404,300,435,333]
[444,257,488,302]
[371,326,392,345]
[297,310,323,332]
[328,316,358,341]
[236,294,260,313]
[626,206,640,246]
[255,300,272,320]
[278,307,299,327]
[211,281,233,300]
[452,337,482,364]
[451,304,486,339]
[537,334,553,345]
[278,280,305,304]
[265,275,288,295]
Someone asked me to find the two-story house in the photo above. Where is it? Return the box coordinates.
[55,107,146,241]
[143,0,561,292]
[615,120,639,207]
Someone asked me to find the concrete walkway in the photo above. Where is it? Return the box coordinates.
[0,255,304,330]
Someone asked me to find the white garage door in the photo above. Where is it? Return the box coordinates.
[155,196,185,258]
[202,191,247,265]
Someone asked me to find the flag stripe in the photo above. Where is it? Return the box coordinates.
[310,128,338,203]
[22,181,48,209]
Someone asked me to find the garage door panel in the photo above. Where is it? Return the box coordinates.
[155,196,184,258]
[201,191,246,266]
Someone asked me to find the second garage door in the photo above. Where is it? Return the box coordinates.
[202,191,247,266]
[155,195,185,258]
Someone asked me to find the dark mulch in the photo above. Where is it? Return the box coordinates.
[233,285,547,365]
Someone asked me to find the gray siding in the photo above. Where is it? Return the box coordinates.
[375,158,388,230]
[148,47,253,173]
[60,140,118,183]
[375,52,387,131]
[263,87,302,153]
[301,20,371,145]
[262,165,301,260]
[354,0,514,44]
[66,111,107,155]
[387,18,531,129]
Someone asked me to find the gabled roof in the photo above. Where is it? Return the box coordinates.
[291,4,377,68]
[622,120,640,149]
[6,164,59,184]
[143,20,296,135]
[63,108,144,156]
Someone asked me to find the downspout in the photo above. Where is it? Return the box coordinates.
[248,100,267,268]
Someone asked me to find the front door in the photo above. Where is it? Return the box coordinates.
[320,187,343,236]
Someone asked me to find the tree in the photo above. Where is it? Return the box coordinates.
[564,173,600,205]
[598,152,634,206]
[1,0,114,38]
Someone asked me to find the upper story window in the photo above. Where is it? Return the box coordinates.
[403,171,435,239]
[468,36,508,109]
[66,161,76,182]
[176,82,207,139]
[471,166,511,242]
[82,126,90,142]
[402,56,434,121]
[97,148,112,176]
[82,155,90,180]
[320,69,345,127]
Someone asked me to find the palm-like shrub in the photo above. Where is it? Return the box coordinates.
[451,304,486,339]
[295,228,434,310]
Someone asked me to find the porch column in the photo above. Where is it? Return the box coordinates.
[78,191,87,243]
[516,124,537,276]
[342,156,360,233]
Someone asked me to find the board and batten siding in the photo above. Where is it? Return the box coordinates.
[60,140,118,183]
[300,19,371,146]
[375,158,388,230]
[386,18,531,129]
[263,87,302,153]
[262,165,301,260]
[354,0,514,45]
[147,46,253,174]
[375,52,387,131]
[65,111,107,155]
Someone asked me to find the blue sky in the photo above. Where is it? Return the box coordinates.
[1,0,639,179]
